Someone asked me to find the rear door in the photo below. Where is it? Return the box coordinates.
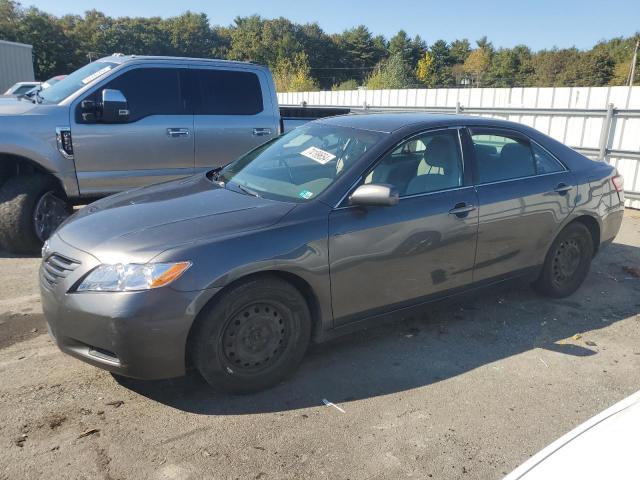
[72,66,194,195]
[193,67,278,171]
[468,127,576,283]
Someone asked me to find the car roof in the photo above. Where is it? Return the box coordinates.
[97,54,263,69]
[316,112,526,134]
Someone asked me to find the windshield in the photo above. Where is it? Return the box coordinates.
[39,61,117,104]
[217,123,383,202]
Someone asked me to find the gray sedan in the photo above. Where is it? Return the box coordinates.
[40,113,625,393]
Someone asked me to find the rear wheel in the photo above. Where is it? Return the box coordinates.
[0,174,71,254]
[192,276,311,394]
[533,222,594,298]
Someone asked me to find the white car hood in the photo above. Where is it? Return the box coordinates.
[504,390,640,480]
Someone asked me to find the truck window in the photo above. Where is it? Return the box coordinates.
[101,68,186,121]
[197,69,263,115]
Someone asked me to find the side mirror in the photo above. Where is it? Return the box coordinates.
[349,184,399,207]
[101,89,129,123]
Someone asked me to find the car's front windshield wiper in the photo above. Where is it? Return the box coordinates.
[235,183,261,198]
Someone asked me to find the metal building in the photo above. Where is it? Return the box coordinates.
[0,40,35,93]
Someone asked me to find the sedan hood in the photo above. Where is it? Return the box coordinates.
[57,174,296,263]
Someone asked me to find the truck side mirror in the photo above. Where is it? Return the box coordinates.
[101,89,129,123]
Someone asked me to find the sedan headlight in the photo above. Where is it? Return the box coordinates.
[76,262,191,292]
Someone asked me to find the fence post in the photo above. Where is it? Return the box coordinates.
[598,103,614,162]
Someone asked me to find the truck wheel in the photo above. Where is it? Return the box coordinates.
[0,174,71,254]
[532,222,594,298]
[192,276,311,394]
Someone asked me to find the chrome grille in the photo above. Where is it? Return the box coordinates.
[41,253,81,289]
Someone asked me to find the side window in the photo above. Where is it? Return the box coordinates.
[102,68,185,122]
[197,69,263,115]
[365,130,463,196]
[471,132,535,183]
[533,143,564,174]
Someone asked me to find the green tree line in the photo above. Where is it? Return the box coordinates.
[1,0,638,90]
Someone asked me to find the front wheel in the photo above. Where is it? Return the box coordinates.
[192,276,311,394]
[0,174,71,254]
[533,222,594,298]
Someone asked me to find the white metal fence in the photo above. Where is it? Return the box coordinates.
[278,86,640,209]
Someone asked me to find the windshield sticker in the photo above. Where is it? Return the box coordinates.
[81,65,113,85]
[300,146,336,165]
[298,190,314,199]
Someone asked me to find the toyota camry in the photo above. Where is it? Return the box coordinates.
[40,113,625,393]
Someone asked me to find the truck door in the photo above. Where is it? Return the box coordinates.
[71,66,195,196]
[193,67,278,171]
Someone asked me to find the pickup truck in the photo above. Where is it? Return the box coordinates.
[0,54,347,254]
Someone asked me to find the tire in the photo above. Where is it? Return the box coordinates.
[192,276,311,394]
[0,174,71,254]
[533,222,595,298]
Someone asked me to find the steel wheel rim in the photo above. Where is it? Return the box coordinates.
[552,238,582,287]
[33,191,68,242]
[221,302,290,373]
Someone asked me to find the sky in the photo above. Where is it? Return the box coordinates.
[23,0,640,51]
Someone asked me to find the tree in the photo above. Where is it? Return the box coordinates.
[331,79,359,91]
[333,26,387,84]
[450,39,471,64]
[564,50,614,86]
[463,47,491,86]
[366,52,413,89]
[228,16,290,65]
[476,36,494,53]
[162,12,215,58]
[531,48,580,86]
[416,51,436,87]
[429,40,455,86]
[298,22,339,89]
[486,46,534,87]
[0,0,20,41]
[273,52,318,92]
[16,7,75,78]
[388,30,412,61]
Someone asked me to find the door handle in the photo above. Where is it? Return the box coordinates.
[253,128,272,136]
[449,203,476,216]
[166,128,190,138]
[553,183,573,194]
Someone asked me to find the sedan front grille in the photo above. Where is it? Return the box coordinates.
[41,253,81,289]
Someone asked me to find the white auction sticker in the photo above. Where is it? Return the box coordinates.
[300,146,336,165]
[81,65,113,85]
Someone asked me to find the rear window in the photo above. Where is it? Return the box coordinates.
[197,69,263,115]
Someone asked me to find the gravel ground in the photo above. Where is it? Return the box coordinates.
[1,210,639,480]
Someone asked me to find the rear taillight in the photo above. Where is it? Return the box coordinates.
[612,174,624,192]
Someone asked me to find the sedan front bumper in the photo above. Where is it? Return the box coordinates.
[39,234,218,379]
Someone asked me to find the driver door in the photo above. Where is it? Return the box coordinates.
[328,128,479,325]
[71,66,195,196]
